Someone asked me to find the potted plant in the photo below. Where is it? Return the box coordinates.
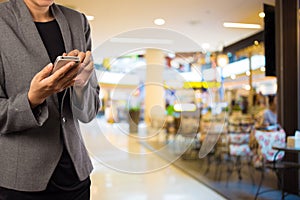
[126,88,142,133]
[128,106,140,133]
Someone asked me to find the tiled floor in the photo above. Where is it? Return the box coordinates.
[79,118,226,200]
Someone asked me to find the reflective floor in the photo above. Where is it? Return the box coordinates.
[80,117,226,200]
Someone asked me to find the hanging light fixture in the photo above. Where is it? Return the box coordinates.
[217,54,229,67]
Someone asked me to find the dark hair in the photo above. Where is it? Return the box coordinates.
[268,95,276,105]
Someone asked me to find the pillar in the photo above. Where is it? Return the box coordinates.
[276,0,300,193]
[144,49,166,125]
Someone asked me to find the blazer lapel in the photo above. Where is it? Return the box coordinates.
[51,4,73,53]
[51,5,73,109]
[13,0,50,67]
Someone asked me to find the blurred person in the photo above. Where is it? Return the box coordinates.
[250,92,266,117]
[0,0,100,199]
[254,92,266,108]
[253,92,266,110]
[258,95,277,129]
[241,96,248,114]
[263,95,277,125]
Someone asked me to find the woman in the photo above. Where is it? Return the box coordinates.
[0,0,100,199]
[256,95,278,130]
[262,95,277,126]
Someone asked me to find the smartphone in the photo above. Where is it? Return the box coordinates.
[52,56,80,74]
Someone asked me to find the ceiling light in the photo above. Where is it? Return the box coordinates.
[201,43,210,52]
[217,54,229,67]
[110,37,173,44]
[223,22,261,29]
[154,18,165,26]
[259,12,265,18]
[86,15,95,21]
[230,74,236,80]
[246,71,251,76]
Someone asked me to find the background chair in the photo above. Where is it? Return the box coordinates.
[253,129,300,200]
[174,110,201,159]
[225,115,255,185]
[196,109,228,181]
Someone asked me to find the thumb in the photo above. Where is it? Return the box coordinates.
[39,63,53,79]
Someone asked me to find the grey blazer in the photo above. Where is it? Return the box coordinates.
[0,0,100,191]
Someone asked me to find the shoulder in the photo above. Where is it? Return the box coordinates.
[263,109,270,115]
[54,4,87,22]
[0,1,14,20]
[52,3,89,32]
[265,109,274,115]
[0,0,10,9]
[55,4,80,15]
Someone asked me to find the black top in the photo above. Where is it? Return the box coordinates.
[35,20,84,189]
[35,20,65,109]
[35,20,65,63]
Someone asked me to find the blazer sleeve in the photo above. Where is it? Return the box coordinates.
[0,54,49,135]
[71,14,101,123]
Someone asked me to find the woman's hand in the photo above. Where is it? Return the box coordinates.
[27,58,80,108]
[63,50,94,88]
[66,50,95,103]
[27,49,95,108]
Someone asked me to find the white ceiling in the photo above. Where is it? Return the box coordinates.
[55,0,275,57]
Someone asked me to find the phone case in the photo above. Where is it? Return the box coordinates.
[52,56,80,73]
